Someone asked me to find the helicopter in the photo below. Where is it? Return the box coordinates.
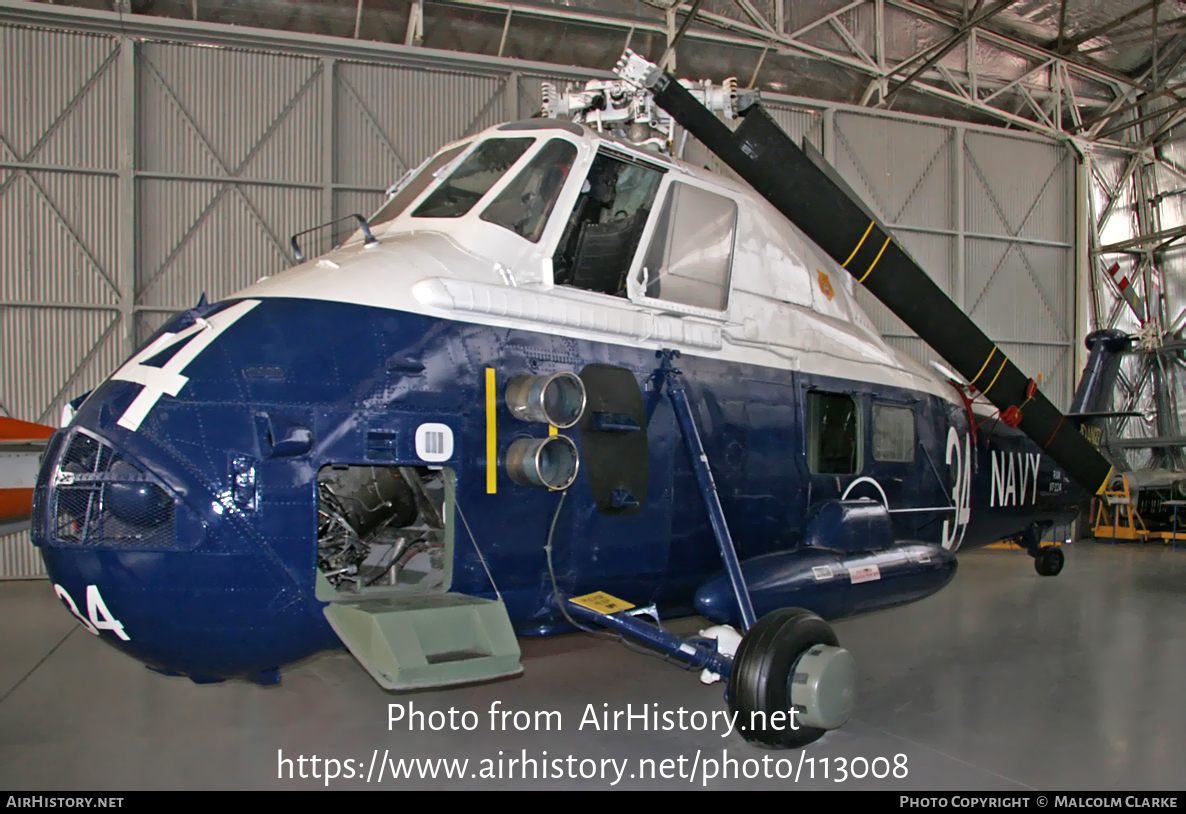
[29,49,1118,751]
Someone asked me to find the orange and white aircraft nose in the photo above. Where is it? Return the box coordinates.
[0,416,56,535]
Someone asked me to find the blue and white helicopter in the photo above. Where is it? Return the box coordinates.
[31,50,1119,749]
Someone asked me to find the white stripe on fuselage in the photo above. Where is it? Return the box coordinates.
[236,120,954,403]
[236,234,955,403]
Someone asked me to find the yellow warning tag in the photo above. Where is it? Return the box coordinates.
[569,591,635,615]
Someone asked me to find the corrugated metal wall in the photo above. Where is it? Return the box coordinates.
[0,11,1079,578]
[2,24,127,578]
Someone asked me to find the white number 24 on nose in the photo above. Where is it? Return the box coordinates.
[54,583,130,641]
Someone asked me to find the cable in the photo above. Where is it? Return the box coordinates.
[658,0,705,70]
[454,498,502,602]
[543,489,698,670]
[544,489,606,636]
[362,537,409,587]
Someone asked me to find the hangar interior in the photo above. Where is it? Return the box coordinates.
[2,0,1185,790]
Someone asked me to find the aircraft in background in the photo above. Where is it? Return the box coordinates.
[1,416,55,537]
[29,51,1118,749]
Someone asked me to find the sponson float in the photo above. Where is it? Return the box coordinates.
[31,50,1110,749]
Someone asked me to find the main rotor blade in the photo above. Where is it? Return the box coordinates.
[623,56,1113,496]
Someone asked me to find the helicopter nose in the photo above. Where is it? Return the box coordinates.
[47,430,179,546]
[33,419,330,682]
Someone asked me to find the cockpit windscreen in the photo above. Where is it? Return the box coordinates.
[480,139,577,242]
[369,142,470,227]
[412,138,534,218]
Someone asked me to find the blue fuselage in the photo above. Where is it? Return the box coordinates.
[31,297,1081,680]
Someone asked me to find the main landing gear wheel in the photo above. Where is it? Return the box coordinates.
[727,608,856,749]
[1034,546,1064,577]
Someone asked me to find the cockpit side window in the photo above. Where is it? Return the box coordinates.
[640,182,736,311]
[480,139,578,242]
[553,151,664,297]
[369,143,470,227]
[808,391,861,475]
[872,403,915,463]
[412,138,534,219]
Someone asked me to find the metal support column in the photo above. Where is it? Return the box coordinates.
[1075,146,1091,393]
[117,35,136,358]
[822,107,835,164]
[954,126,965,311]
[321,57,336,231]
[506,71,520,122]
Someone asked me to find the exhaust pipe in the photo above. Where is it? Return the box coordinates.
[504,372,587,429]
[506,435,580,490]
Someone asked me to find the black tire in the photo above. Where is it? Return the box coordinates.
[1034,546,1064,577]
[727,607,838,749]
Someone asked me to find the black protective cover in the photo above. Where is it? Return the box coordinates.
[577,364,649,515]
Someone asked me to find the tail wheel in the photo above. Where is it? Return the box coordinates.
[727,608,856,749]
[1034,546,1064,577]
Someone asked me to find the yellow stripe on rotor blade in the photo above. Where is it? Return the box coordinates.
[857,236,892,283]
[1096,466,1115,495]
[486,367,496,494]
[981,356,1009,396]
[842,221,876,268]
[549,424,557,436]
[969,346,998,388]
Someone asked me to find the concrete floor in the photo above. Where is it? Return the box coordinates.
[2,541,1185,790]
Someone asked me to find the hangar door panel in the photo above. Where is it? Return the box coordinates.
[1,25,128,577]
[964,132,1074,411]
[833,112,1076,412]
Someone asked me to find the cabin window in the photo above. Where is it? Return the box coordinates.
[872,404,915,463]
[807,392,860,475]
[412,138,534,218]
[370,143,470,227]
[481,139,578,242]
[553,151,664,297]
[640,182,736,311]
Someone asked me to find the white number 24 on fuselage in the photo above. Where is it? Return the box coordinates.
[54,583,130,641]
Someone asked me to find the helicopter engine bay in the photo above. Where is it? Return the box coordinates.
[316,465,447,593]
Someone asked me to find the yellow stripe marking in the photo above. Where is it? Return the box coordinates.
[548,424,557,436]
[981,357,1008,396]
[842,221,876,267]
[1096,466,1115,495]
[485,367,497,494]
[969,346,998,387]
[857,236,892,283]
